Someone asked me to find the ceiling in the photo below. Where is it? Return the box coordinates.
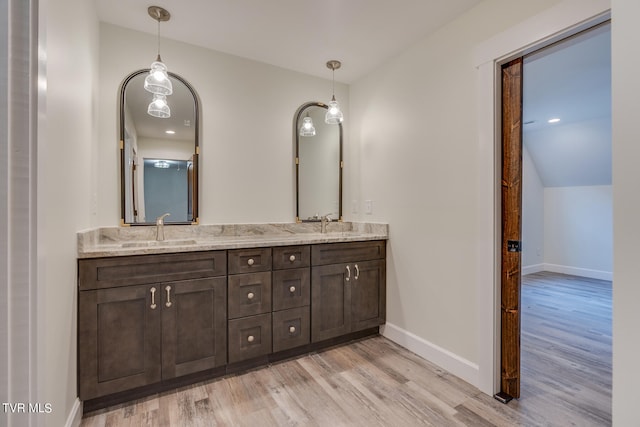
[96,0,482,84]
[523,23,611,187]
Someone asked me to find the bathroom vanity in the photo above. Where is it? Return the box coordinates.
[77,222,387,412]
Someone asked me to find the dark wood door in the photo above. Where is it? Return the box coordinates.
[311,263,351,342]
[161,277,227,379]
[78,284,161,400]
[501,57,524,399]
[351,259,386,332]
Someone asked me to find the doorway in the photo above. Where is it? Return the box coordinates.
[499,21,612,409]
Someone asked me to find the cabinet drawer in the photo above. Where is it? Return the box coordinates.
[272,245,310,270]
[272,307,310,353]
[79,251,227,291]
[228,313,272,363]
[228,248,272,274]
[272,268,310,311]
[311,241,386,266]
[228,272,272,319]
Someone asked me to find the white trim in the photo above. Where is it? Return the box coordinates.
[474,0,611,67]
[543,264,612,281]
[522,264,545,276]
[381,323,479,387]
[475,0,611,397]
[64,398,82,427]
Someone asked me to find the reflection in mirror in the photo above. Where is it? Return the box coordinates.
[295,102,343,222]
[120,70,199,225]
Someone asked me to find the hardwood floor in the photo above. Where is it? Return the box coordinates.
[80,272,611,426]
[517,271,612,426]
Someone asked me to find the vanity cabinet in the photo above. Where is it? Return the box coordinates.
[78,251,227,401]
[78,239,385,410]
[311,241,386,342]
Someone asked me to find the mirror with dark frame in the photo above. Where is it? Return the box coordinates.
[120,70,199,225]
[295,102,343,222]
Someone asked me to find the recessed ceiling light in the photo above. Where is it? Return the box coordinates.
[548,118,561,123]
[165,130,175,134]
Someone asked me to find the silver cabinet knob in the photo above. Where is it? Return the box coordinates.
[247,335,255,343]
[289,326,296,334]
[247,258,255,266]
[289,255,296,262]
[247,292,255,300]
[289,286,296,293]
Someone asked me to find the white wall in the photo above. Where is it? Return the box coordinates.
[611,0,640,424]
[522,145,545,271]
[349,0,561,378]
[98,23,348,226]
[38,0,99,425]
[544,186,612,279]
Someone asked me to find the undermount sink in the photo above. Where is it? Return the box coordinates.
[121,239,198,248]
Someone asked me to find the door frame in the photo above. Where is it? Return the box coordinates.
[473,0,611,396]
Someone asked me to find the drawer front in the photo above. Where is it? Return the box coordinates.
[272,245,310,270]
[79,251,227,291]
[228,272,272,319]
[272,268,310,311]
[228,248,272,274]
[311,241,386,266]
[272,307,310,353]
[228,313,272,363]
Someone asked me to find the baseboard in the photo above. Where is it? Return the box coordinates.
[522,263,544,275]
[64,398,82,427]
[543,263,612,281]
[380,323,479,388]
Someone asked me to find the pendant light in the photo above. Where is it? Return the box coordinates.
[144,6,173,96]
[147,93,171,118]
[325,60,344,124]
[300,113,316,137]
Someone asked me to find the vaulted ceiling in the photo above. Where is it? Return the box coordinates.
[523,23,611,188]
[96,0,482,84]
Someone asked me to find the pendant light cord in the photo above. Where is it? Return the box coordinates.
[156,18,162,62]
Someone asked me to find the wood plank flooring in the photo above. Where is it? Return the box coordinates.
[80,271,611,426]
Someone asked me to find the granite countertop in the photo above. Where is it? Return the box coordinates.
[77,222,389,258]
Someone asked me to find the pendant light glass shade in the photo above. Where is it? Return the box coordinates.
[325,96,343,124]
[325,60,343,124]
[148,94,171,118]
[144,7,173,96]
[300,115,316,136]
[144,59,173,95]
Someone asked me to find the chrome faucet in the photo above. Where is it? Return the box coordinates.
[321,213,333,234]
[156,213,170,241]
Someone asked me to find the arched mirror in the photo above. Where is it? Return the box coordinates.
[120,70,199,225]
[295,102,343,222]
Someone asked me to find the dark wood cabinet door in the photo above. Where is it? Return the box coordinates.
[272,268,310,311]
[228,272,272,319]
[78,285,161,400]
[228,313,272,363]
[161,277,227,379]
[351,259,386,332]
[311,263,351,342]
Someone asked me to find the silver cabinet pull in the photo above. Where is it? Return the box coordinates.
[289,255,296,262]
[247,292,255,300]
[355,264,360,280]
[346,265,351,281]
[289,285,296,293]
[247,258,255,266]
[247,335,255,343]
[150,287,157,309]
[165,285,172,308]
[289,326,296,334]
